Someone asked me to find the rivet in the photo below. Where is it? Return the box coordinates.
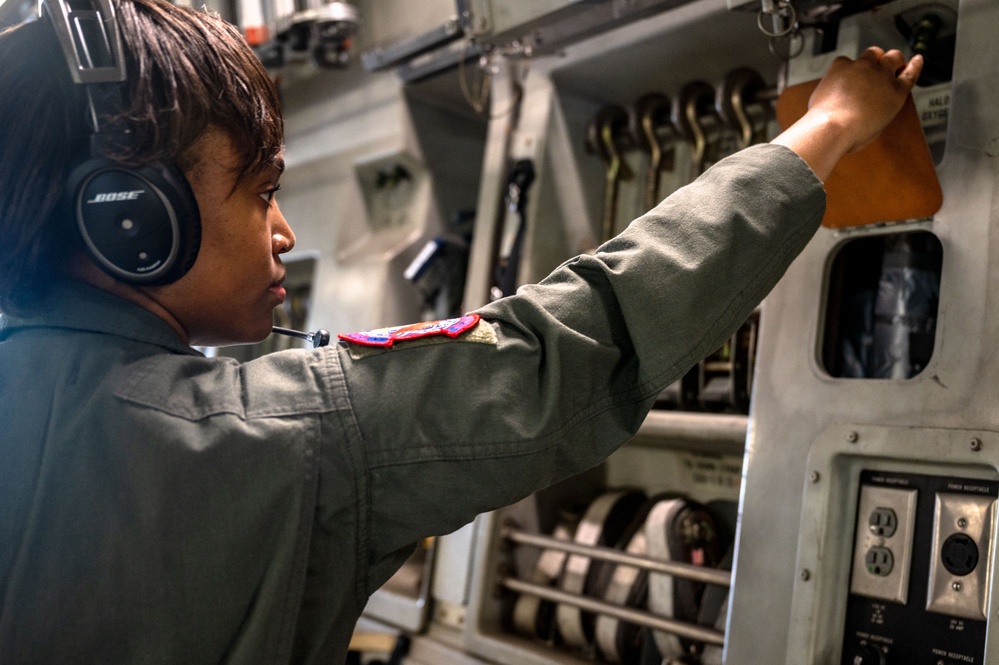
[809,471,820,483]
[847,431,859,443]
[970,438,983,452]
[958,517,968,529]
[952,581,963,592]
[800,569,811,581]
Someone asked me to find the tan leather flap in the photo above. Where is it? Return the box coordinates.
[776,79,943,229]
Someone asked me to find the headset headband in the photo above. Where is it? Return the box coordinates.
[42,0,125,84]
[42,0,126,136]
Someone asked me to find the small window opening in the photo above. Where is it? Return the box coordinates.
[822,231,943,379]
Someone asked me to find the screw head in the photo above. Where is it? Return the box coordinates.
[958,517,969,529]
[971,438,983,452]
[847,431,859,443]
[952,581,963,592]
[809,471,820,483]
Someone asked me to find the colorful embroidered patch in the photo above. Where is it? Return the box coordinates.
[337,313,481,348]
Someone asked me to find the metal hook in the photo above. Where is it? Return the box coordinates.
[672,81,719,177]
[585,104,633,243]
[631,92,674,209]
[715,67,773,150]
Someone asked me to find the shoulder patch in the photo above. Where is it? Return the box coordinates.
[337,313,481,348]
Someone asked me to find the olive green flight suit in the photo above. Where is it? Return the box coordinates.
[0,144,824,664]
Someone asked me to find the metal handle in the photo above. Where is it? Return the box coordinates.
[500,577,725,646]
[501,527,731,587]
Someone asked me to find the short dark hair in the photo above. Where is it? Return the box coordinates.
[0,0,283,315]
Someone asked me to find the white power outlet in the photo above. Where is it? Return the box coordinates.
[849,485,918,603]
[926,492,996,620]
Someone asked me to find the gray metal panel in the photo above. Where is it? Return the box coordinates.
[726,1,999,663]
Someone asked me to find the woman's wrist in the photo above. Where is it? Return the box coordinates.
[771,109,855,183]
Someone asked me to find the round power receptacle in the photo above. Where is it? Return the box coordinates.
[941,533,979,576]
[849,644,886,665]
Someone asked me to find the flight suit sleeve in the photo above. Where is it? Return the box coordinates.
[335,143,826,593]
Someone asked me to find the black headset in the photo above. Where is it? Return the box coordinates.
[43,0,200,285]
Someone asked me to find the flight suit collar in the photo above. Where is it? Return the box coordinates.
[0,280,198,355]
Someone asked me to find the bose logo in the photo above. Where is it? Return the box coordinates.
[87,190,145,203]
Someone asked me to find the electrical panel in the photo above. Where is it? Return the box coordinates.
[842,471,997,665]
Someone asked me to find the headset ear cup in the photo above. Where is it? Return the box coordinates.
[69,158,201,285]
[139,161,201,281]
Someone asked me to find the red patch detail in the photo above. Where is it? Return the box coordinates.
[337,313,481,348]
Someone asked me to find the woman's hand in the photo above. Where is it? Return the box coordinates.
[810,47,924,152]
[772,48,924,181]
